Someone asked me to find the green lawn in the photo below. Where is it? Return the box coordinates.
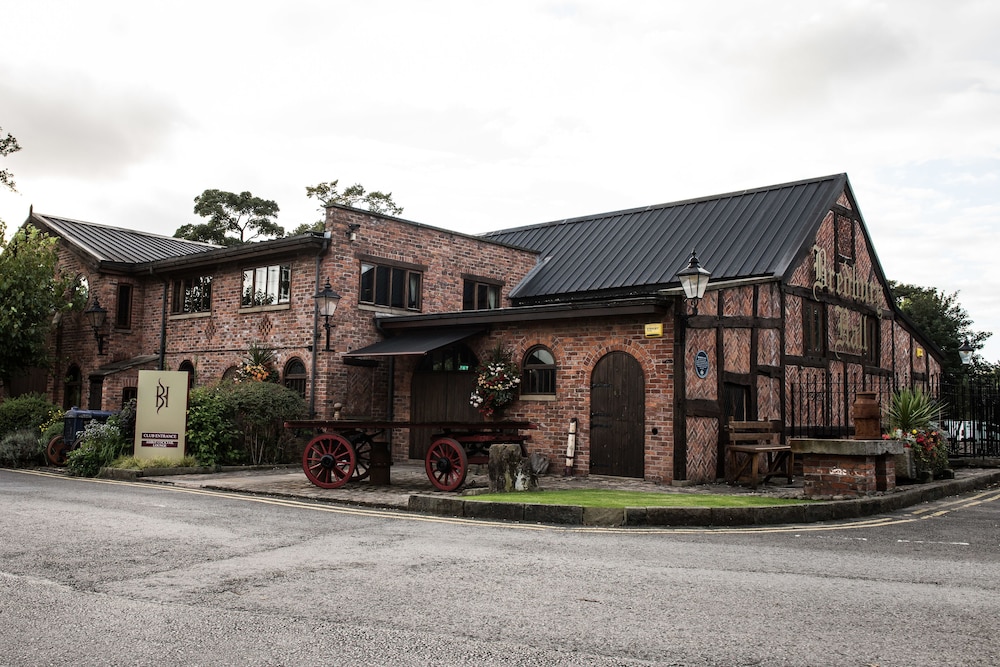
[465,489,809,508]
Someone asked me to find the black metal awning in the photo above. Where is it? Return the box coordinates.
[343,327,485,357]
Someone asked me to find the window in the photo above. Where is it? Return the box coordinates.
[242,265,291,307]
[803,300,825,357]
[179,360,195,388]
[463,279,500,310]
[864,315,880,365]
[116,284,132,329]
[359,261,422,311]
[172,275,212,314]
[522,346,556,395]
[283,358,307,398]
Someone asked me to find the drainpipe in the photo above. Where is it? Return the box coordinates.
[157,270,168,371]
[309,232,332,418]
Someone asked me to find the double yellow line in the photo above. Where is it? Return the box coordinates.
[11,469,1000,535]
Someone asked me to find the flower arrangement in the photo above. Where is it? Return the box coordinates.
[883,388,950,477]
[883,428,949,474]
[236,342,279,383]
[470,344,521,418]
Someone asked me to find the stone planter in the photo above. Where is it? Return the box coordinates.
[892,447,917,481]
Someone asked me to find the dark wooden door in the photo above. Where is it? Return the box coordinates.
[409,345,479,459]
[589,351,644,477]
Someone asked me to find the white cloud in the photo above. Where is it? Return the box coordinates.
[2,0,999,360]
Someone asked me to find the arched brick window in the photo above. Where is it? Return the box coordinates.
[522,346,556,396]
[178,360,195,388]
[283,358,307,398]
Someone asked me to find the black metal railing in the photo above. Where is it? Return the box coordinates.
[787,372,1000,459]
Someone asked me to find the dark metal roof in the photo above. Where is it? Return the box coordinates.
[30,213,219,264]
[484,174,849,302]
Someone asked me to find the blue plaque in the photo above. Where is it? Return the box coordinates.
[694,350,710,379]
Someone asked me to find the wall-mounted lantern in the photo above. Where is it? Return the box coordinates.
[677,249,711,315]
[84,297,108,355]
[347,223,360,242]
[314,278,342,352]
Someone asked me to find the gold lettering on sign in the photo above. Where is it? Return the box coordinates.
[831,306,870,356]
[812,245,882,308]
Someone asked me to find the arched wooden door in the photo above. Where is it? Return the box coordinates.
[590,351,645,477]
[409,344,480,459]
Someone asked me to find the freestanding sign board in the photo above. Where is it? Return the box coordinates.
[134,370,188,462]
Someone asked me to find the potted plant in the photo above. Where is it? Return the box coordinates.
[469,343,521,420]
[884,388,950,482]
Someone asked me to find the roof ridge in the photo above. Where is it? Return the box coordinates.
[486,173,847,236]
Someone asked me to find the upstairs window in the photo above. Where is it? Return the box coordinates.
[242,265,291,307]
[802,300,826,357]
[463,279,500,310]
[522,346,556,396]
[116,283,133,329]
[359,261,422,311]
[171,275,212,314]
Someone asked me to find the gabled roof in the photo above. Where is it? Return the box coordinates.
[29,212,218,266]
[484,174,850,302]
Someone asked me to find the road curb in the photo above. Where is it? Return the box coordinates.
[408,469,1000,527]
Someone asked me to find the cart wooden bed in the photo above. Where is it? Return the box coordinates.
[284,420,537,492]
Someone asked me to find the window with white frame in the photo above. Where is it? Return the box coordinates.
[242,265,291,307]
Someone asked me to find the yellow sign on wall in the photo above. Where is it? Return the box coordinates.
[134,370,189,462]
[644,323,664,338]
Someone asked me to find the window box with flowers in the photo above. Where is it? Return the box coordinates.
[469,344,521,420]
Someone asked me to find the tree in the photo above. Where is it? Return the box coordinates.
[890,281,991,379]
[175,190,284,246]
[0,126,20,193]
[0,221,85,382]
[291,180,404,235]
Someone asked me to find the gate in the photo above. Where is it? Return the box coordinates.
[938,377,1000,458]
[589,351,644,477]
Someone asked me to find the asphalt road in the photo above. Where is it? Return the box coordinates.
[2,469,999,666]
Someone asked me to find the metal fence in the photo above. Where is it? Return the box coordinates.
[787,374,1000,459]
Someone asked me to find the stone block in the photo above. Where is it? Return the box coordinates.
[582,507,624,527]
[523,504,583,525]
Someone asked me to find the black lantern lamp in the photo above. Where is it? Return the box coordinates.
[84,297,108,355]
[959,338,975,366]
[677,249,711,315]
[314,278,342,352]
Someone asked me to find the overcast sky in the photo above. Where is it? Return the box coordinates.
[2,1,999,361]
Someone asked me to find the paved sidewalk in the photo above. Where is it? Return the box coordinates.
[137,461,1000,527]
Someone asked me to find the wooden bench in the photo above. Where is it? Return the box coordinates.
[725,419,792,490]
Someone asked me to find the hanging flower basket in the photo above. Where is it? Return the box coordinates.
[469,343,521,419]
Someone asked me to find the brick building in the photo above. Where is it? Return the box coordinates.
[8,173,941,483]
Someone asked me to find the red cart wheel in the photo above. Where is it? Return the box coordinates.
[45,435,70,467]
[302,434,357,489]
[425,437,468,491]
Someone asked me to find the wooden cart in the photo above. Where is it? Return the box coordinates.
[284,420,537,492]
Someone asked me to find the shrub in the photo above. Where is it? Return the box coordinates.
[219,381,306,465]
[66,420,128,477]
[0,393,60,439]
[185,386,241,467]
[0,428,44,467]
[885,388,950,476]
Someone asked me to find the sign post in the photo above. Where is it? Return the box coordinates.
[134,370,188,462]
